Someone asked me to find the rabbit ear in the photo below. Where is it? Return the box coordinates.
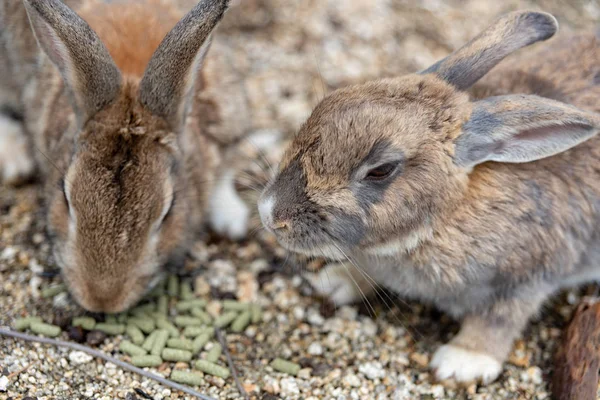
[420,11,558,90]
[139,0,229,130]
[23,0,122,122]
[454,95,600,168]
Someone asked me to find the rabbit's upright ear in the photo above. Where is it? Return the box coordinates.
[454,95,600,168]
[23,0,122,122]
[420,11,558,90]
[139,0,229,130]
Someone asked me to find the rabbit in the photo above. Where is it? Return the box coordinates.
[0,0,252,312]
[258,10,600,384]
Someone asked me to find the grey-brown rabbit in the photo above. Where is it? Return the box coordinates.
[0,0,252,312]
[258,11,600,384]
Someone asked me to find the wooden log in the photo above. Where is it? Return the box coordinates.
[552,299,600,400]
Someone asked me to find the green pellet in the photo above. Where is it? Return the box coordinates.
[105,315,117,324]
[183,326,213,338]
[157,295,169,315]
[162,348,192,362]
[129,318,155,334]
[214,311,238,328]
[180,280,194,300]
[142,331,158,352]
[222,300,251,312]
[251,304,262,324]
[148,312,168,322]
[14,316,42,331]
[120,340,147,356]
[126,324,145,345]
[190,308,212,324]
[230,311,251,333]
[116,313,128,324]
[156,319,179,338]
[131,355,162,368]
[130,309,150,319]
[30,322,61,337]
[151,330,169,357]
[192,333,211,354]
[95,323,125,335]
[205,343,222,363]
[167,275,179,297]
[170,370,204,386]
[147,284,163,298]
[167,338,194,351]
[174,316,203,327]
[175,299,207,312]
[195,360,230,379]
[41,284,67,298]
[270,358,301,376]
[72,317,96,330]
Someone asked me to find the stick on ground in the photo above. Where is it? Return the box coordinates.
[552,299,600,400]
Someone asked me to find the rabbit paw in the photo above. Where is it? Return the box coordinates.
[209,171,249,240]
[0,116,34,185]
[306,262,373,306]
[431,344,502,385]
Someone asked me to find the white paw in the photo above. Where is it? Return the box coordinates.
[0,116,34,185]
[209,170,249,240]
[430,344,502,385]
[306,263,365,306]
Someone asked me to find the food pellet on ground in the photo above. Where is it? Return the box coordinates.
[174,316,204,327]
[170,370,204,386]
[270,358,301,376]
[230,311,251,333]
[151,330,169,357]
[190,308,212,324]
[167,338,194,351]
[214,311,238,328]
[120,340,147,356]
[126,324,145,345]
[192,333,211,354]
[41,284,67,298]
[156,318,179,338]
[222,300,251,312]
[72,317,96,331]
[167,275,179,297]
[129,317,155,334]
[131,354,163,368]
[14,316,43,331]
[93,323,125,335]
[142,330,158,352]
[180,280,194,300]
[175,299,207,312]
[30,321,61,337]
[195,360,230,378]
[162,348,192,362]
[205,343,222,363]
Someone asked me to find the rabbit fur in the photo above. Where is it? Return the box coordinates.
[258,11,600,384]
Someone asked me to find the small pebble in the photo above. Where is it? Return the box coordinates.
[86,330,107,346]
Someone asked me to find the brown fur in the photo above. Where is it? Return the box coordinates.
[77,0,182,77]
[259,11,600,384]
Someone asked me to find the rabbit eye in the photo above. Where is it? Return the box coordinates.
[364,162,397,181]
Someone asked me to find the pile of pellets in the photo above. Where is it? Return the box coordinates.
[12,275,300,387]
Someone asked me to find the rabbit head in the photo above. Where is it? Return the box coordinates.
[24,0,229,312]
[258,11,600,259]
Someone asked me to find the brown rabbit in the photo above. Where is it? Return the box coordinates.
[0,0,252,312]
[258,11,600,384]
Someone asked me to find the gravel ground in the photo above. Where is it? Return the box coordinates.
[2,0,600,399]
